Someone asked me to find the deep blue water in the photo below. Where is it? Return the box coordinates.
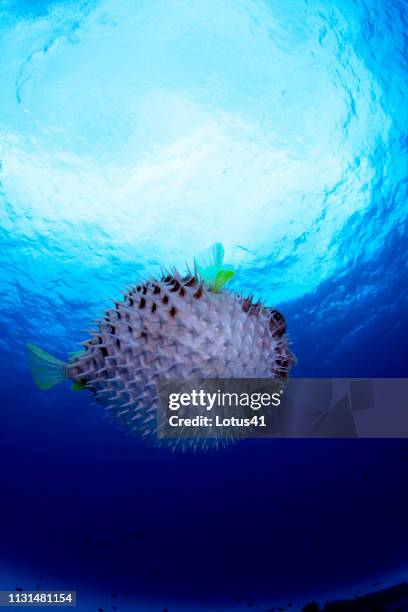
[0,0,407,609]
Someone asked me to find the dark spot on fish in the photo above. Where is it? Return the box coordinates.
[184,276,197,286]
[242,296,261,315]
[110,325,116,334]
[153,285,161,294]
[169,306,177,317]
[179,287,185,297]
[101,347,108,357]
[151,302,157,313]
[139,297,146,308]
[193,287,203,299]
[136,285,141,291]
[116,339,121,349]
[128,297,134,306]
[242,299,251,313]
[163,274,173,283]
[170,280,180,291]
[142,285,147,295]
[162,295,169,304]
[128,325,132,333]
[269,309,286,337]
[141,331,147,340]
[276,358,289,368]
[117,311,121,319]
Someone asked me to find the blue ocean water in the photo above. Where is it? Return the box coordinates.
[0,0,407,609]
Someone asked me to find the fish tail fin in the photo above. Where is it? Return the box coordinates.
[27,343,67,391]
[194,242,236,291]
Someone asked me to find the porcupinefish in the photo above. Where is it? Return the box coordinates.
[27,243,294,446]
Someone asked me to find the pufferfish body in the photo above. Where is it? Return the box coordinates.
[27,244,294,448]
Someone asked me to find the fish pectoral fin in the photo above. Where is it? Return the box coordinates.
[71,379,87,391]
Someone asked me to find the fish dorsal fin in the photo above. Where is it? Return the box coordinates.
[194,242,235,292]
